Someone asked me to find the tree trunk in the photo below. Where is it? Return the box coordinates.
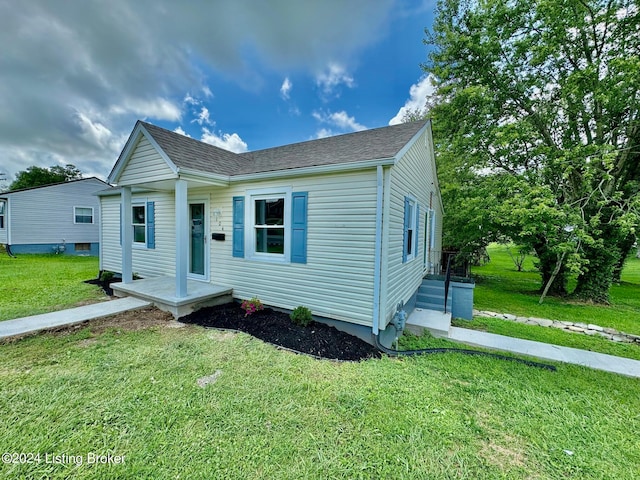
[611,234,636,284]
[533,239,568,296]
[573,243,619,304]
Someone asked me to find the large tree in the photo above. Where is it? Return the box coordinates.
[9,164,82,191]
[426,0,640,303]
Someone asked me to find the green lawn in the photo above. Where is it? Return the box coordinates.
[471,244,640,335]
[1,323,639,479]
[0,254,107,321]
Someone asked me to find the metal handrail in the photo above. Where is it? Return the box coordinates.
[443,254,452,314]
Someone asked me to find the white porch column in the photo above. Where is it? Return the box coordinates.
[121,186,133,284]
[175,179,188,298]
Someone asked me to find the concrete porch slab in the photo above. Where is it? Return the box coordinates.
[111,277,233,319]
[406,307,452,338]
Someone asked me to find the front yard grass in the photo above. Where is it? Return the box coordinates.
[0,254,107,321]
[1,323,639,479]
[472,244,640,335]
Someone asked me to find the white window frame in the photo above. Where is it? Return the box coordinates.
[424,208,436,271]
[245,187,292,263]
[405,195,418,262]
[0,201,5,229]
[73,206,94,224]
[132,202,147,247]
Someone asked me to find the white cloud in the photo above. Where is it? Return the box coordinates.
[314,128,335,139]
[173,126,191,137]
[0,0,394,180]
[201,128,248,153]
[280,77,292,100]
[193,106,213,126]
[110,97,182,122]
[313,110,366,132]
[315,63,355,97]
[202,86,213,98]
[389,74,436,125]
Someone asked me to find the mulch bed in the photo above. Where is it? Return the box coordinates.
[182,303,382,362]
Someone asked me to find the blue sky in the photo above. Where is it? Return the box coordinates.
[0,0,436,184]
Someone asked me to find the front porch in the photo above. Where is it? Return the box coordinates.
[111,277,233,319]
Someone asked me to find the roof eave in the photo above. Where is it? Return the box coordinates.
[107,122,179,184]
[229,157,396,183]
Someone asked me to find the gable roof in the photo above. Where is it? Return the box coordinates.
[0,177,108,197]
[109,119,429,183]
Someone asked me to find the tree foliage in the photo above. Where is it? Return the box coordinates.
[9,164,82,191]
[426,0,640,303]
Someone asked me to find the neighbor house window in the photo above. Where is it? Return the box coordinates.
[74,206,94,224]
[403,196,419,263]
[132,204,146,244]
[0,201,5,229]
[75,243,91,251]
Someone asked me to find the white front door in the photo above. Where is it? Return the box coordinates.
[188,200,209,281]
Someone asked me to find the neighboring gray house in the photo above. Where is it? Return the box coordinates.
[99,120,448,344]
[0,177,108,255]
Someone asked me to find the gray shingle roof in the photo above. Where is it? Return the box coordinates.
[139,119,428,177]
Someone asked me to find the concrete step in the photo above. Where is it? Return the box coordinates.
[406,308,452,338]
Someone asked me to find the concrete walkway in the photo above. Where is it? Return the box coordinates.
[449,326,640,378]
[0,297,151,339]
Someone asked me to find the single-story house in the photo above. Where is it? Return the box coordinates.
[0,177,108,255]
[98,120,445,344]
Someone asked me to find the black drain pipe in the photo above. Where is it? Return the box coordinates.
[5,244,16,258]
[374,332,556,371]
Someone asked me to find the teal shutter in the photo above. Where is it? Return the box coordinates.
[402,197,410,263]
[232,196,245,258]
[415,204,420,257]
[291,192,308,264]
[146,201,155,249]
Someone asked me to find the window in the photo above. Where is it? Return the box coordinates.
[74,206,94,224]
[75,243,91,251]
[424,208,436,270]
[233,189,307,263]
[403,196,419,263]
[0,201,5,229]
[254,196,285,254]
[132,204,146,244]
[119,201,155,249]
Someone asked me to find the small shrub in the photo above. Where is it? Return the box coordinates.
[241,297,264,317]
[290,306,313,326]
[99,270,115,282]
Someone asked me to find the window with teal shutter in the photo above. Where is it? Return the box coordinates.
[291,192,308,263]
[232,196,245,258]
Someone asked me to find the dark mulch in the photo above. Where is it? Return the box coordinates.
[182,303,382,362]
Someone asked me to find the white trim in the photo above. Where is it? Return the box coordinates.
[131,202,147,247]
[379,166,392,329]
[372,165,384,335]
[175,179,188,297]
[230,158,396,182]
[394,121,430,163]
[108,123,178,184]
[0,199,6,230]
[405,195,418,262]
[244,187,292,264]
[73,206,94,225]
[187,197,210,282]
[121,187,133,284]
[176,168,230,186]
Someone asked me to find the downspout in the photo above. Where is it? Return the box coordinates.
[372,165,384,335]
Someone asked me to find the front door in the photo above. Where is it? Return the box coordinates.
[189,202,207,279]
